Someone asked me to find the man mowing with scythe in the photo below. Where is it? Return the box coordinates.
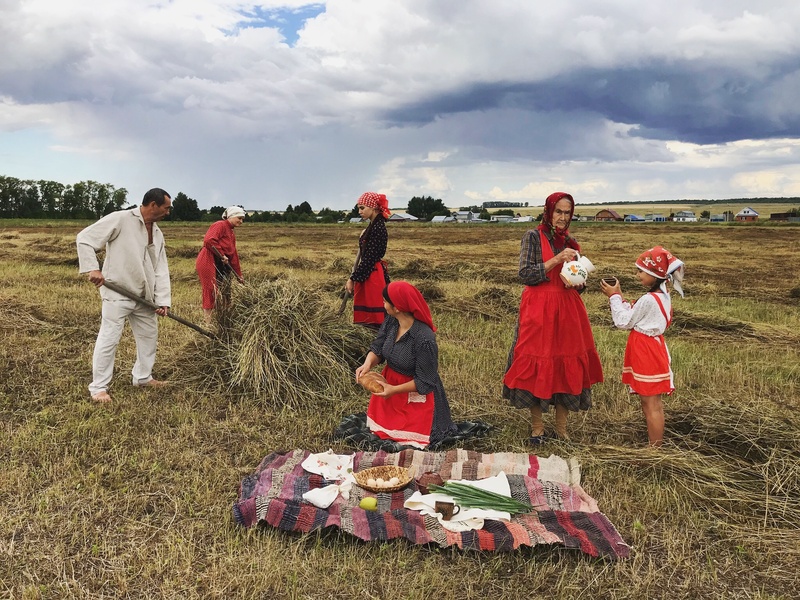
[76,187,173,403]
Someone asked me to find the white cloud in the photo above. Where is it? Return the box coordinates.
[1,1,800,209]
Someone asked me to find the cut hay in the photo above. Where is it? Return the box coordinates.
[415,281,445,301]
[472,286,518,314]
[672,311,800,346]
[209,278,374,406]
[588,398,800,531]
[167,245,202,259]
[327,256,352,273]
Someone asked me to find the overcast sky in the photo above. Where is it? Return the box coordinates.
[2,0,800,210]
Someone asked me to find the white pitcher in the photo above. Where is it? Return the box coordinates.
[560,253,596,286]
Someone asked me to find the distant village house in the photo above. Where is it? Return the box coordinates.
[673,210,698,222]
[387,213,419,222]
[735,207,759,222]
[595,209,623,222]
[454,211,483,222]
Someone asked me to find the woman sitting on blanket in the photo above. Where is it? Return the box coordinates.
[355,281,457,448]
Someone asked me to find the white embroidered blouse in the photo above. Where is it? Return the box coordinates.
[608,292,671,337]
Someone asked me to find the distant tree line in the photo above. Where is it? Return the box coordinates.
[0,176,352,222]
[0,176,129,219]
[2,175,576,223]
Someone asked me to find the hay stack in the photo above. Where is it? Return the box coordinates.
[214,278,374,406]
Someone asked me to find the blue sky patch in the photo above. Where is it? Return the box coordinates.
[238,4,326,46]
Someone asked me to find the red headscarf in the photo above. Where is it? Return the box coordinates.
[357,192,391,219]
[635,246,685,297]
[538,192,580,251]
[385,281,436,332]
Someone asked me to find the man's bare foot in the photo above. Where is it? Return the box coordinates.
[91,391,112,403]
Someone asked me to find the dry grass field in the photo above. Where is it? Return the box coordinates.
[1,219,799,599]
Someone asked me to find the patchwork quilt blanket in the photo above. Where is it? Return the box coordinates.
[233,448,630,559]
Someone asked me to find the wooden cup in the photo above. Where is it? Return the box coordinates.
[434,501,461,521]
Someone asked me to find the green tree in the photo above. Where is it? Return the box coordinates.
[19,180,42,218]
[170,192,202,221]
[317,207,346,223]
[0,177,24,217]
[407,196,449,221]
[108,188,129,215]
[700,210,711,219]
[86,181,108,218]
[39,180,65,216]
[296,201,313,215]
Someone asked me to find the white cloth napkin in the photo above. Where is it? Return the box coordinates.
[301,449,355,509]
[301,449,354,481]
[403,471,513,532]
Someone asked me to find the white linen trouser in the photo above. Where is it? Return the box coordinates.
[89,298,159,395]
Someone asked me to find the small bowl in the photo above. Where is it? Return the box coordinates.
[601,277,618,286]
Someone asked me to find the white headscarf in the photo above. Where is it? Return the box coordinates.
[667,259,685,298]
[222,205,246,219]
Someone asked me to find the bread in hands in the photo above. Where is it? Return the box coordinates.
[359,371,387,394]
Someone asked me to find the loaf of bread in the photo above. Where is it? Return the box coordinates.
[359,371,388,394]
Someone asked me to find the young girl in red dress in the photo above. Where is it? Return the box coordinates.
[601,246,685,447]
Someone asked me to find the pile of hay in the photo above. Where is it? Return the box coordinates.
[210,278,374,406]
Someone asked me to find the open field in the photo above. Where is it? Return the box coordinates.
[2,220,799,599]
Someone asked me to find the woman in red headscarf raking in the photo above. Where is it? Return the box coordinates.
[355,281,457,448]
[502,192,604,443]
[345,192,391,329]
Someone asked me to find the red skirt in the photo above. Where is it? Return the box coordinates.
[622,330,674,396]
[196,248,224,310]
[366,366,434,448]
[353,261,387,326]
[503,285,603,398]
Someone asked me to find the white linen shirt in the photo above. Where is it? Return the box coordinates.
[76,207,171,306]
[608,292,671,337]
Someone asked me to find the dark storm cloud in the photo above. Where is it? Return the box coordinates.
[383,57,800,145]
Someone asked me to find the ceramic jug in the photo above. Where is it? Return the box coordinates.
[560,254,596,286]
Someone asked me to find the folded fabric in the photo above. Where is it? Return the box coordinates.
[403,472,513,532]
[301,481,354,509]
[300,449,355,508]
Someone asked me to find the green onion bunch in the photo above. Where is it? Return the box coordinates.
[427,482,540,514]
